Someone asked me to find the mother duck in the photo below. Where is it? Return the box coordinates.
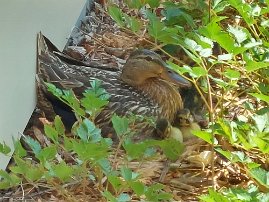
[37,33,191,140]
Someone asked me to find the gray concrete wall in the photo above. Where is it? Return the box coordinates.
[0,0,87,170]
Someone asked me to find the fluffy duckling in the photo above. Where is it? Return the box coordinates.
[174,108,201,140]
[155,118,183,143]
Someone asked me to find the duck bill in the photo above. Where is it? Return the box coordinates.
[161,67,191,88]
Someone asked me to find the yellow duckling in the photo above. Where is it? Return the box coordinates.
[174,108,201,140]
[155,118,183,143]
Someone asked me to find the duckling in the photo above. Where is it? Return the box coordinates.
[36,33,191,140]
[174,108,201,140]
[155,118,183,143]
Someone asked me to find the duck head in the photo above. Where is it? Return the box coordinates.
[175,108,194,127]
[120,49,191,87]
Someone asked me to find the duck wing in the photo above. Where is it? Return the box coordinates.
[37,33,160,138]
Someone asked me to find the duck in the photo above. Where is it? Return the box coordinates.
[36,32,192,140]
[173,108,201,140]
[155,118,183,143]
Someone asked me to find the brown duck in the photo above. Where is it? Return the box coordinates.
[36,33,191,140]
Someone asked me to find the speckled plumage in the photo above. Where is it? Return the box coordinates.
[37,33,191,140]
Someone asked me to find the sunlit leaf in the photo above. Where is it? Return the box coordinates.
[108,6,125,27]
[218,53,233,61]
[224,69,241,80]
[249,93,269,103]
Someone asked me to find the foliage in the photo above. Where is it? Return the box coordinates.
[0,81,183,201]
[107,0,269,200]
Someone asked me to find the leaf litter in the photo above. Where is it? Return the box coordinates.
[1,0,268,201]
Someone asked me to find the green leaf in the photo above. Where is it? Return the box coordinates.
[163,7,195,28]
[249,93,269,103]
[228,0,255,25]
[124,14,142,32]
[36,145,57,164]
[129,181,146,196]
[227,25,248,44]
[245,60,269,72]
[249,167,269,188]
[124,0,144,9]
[13,140,27,157]
[199,188,230,202]
[192,130,213,144]
[199,48,212,57]
[125,139,183,161]
[81,94,109,117]
[145,183,172,201]
[51,162,73,182]
[192,66,208,77]
[224,69,241,80]
[88,80,110,100]
[97,158,112,174]
[199,18,247,54]
[112,114,129,136]
[145,0,160,8]
[218,53,233,61]
[0,170,21,189]
[76,119,101,142]
[44,124,58,144]
[120,167,139,181]
[72,140,109,161]
[108,6,125,27]
[62,90,85,117]
[46,82,63,98]
[252,113,269,132]
[117,193,131,202]
[102,191,118,202]
[24,136,41,155]
[0,142,11,155]
[54,116,65,136]
[108,175,124,191]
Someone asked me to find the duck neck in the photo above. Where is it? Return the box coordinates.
[137,78,183,121]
